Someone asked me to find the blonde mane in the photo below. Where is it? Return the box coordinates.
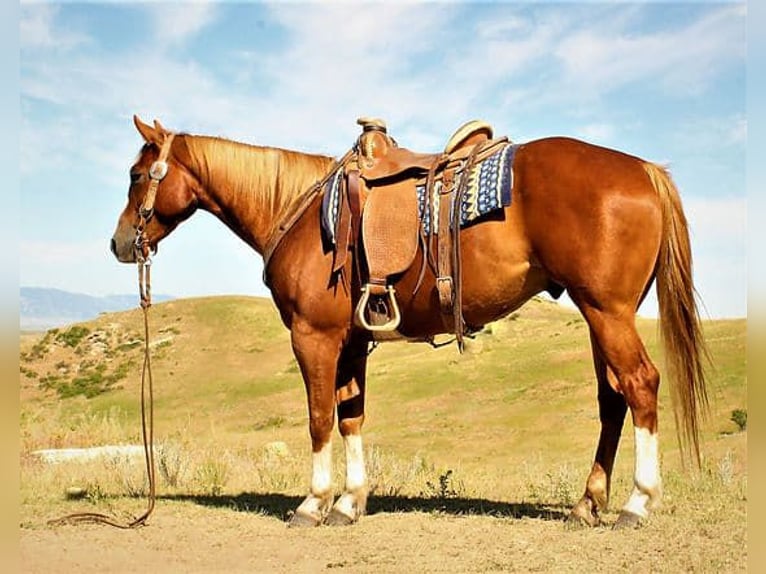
[182,134,335,227]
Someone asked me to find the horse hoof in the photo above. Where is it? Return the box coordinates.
[565,511,599,529]
[613,511,644,530]
[566,498,601,528]
[287,511,321,528]
[324,508,356,527]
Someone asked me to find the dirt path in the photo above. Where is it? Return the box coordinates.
[20,497,746,574]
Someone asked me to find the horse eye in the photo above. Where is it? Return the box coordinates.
[130,172,142,185]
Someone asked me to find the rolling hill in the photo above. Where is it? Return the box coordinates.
[19,294,746,469]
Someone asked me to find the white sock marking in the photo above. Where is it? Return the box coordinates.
[343,434,366,492]
[623,427,661,518]
[311,441,333,496]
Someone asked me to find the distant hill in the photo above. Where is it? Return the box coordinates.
[19,287,174,331]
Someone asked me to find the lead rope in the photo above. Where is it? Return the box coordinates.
[48,254,158,529]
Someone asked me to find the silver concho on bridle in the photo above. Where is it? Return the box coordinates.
[148,160,168,181]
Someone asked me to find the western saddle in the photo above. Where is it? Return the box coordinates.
[338,117,508,350]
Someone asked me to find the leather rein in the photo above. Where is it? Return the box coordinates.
[48,135,175,529]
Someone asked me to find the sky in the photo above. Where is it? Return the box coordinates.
[18,0,747,319]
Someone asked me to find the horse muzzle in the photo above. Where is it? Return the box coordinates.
[110,233,138,263]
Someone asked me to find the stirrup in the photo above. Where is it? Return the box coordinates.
[354,284,402,332]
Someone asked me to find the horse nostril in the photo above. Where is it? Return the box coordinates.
[110,238,117,255]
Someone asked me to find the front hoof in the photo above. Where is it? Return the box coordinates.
[565,511,599,529]
[566,498,601,529]
[324,508,357,527]
[288,511,322,528]
[613,510,645,530]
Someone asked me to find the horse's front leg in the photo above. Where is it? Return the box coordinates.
[326,335,370,526]
[288,321,344,527]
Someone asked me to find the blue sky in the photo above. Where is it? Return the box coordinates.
[19,1,747,319]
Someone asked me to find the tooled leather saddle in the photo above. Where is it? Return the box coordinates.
[330,117,511,350]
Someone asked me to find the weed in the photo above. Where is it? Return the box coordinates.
[105,455,147,497]
[524,463,578,507]
[422,469,465,499]
[158,441,190,488]
[366,448,431,497]
[195,459,229,496]
[85,481,108,505]
[730,409,747,431]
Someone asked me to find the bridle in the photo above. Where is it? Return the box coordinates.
[134,133,176,266]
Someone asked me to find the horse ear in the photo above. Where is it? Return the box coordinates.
[134,114,163,145]
[153,119,167,134]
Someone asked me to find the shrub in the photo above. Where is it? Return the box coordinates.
[55,325,91,348]
[730,409,747,431]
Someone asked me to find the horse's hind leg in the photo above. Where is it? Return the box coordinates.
[567,332,627,527]
[326,335,370,526]
[576,305,662,528]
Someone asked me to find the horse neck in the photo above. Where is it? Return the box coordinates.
[181,135,335,254]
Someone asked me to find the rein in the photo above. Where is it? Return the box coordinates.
[46,136,176,529]
[47,260,158,529]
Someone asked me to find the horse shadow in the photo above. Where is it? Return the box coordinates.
[162,492,568,523]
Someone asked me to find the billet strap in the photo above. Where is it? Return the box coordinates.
[436,169,456,318]
[450,140,484,352]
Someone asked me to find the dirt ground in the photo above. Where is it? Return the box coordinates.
[20,494,746,574]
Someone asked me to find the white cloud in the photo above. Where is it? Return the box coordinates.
[142,2,218,48]
[20,4,89,51]
[554,4,745,98]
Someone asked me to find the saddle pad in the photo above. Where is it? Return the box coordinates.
[321,142,517,244]
[321,167,346,246]
[417,142,517,235]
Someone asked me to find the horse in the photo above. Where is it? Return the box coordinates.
[111,115,708,529]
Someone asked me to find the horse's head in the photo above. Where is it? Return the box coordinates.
[110,115,200,263]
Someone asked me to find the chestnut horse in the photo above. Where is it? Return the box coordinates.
[111,116,707,529]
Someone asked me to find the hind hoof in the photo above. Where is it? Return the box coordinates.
[324,508,357,526]
[613,510,644,530]
[287,511,322,528]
